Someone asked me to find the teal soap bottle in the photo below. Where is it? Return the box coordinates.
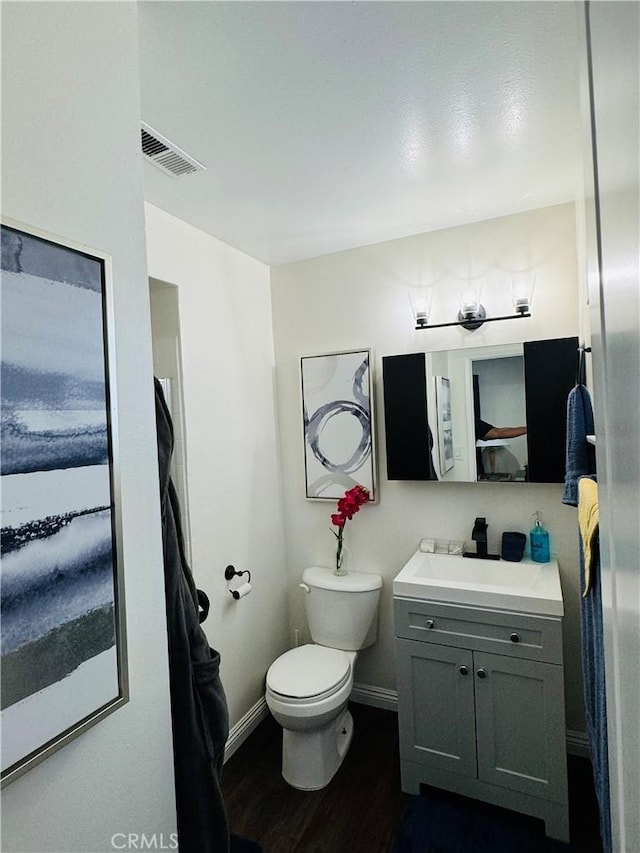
[530,511,550,563]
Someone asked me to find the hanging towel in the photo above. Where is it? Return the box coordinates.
[578,478,599,597]
[577,479,611,853]
[562,385,596,506]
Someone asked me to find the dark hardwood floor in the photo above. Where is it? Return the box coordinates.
[224,704,408,852]
[223,703,604,853]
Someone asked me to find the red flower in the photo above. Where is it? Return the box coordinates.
[337,497,356,519]
[330,486,370,574]
[346,485,369,507]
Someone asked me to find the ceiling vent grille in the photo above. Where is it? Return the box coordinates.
[141,122,205,178]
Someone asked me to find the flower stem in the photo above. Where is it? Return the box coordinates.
[336,527,344,572]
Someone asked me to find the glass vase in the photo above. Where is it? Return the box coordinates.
[335,543,349,576]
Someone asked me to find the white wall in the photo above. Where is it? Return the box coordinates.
[271,202,588,733]
[1,4,177,852]
[144,203,289,728]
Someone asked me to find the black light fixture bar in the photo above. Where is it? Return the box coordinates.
[415,311,531,331]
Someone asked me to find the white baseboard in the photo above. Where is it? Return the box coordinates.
[224,686,590,765]
[566,729,590,758]
[350,682,398,712]
[223,696,269,764]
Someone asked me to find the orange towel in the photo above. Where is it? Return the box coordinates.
[578,478,599,597]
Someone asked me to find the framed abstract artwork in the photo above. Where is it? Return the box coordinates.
[1,220,128,786]
[300,348,377,500]
[435,376,454,476]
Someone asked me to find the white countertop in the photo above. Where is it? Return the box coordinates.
[393,549,564,617]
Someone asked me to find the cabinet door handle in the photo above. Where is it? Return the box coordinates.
[459,665,469,676]
[510,632,520,643]
[426,619,435,629]
[476,668,487,679]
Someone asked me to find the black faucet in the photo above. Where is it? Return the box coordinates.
[463,517,500,560]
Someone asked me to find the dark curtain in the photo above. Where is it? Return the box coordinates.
[155,378,230,853]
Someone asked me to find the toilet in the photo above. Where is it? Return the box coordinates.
[265,565,382,791]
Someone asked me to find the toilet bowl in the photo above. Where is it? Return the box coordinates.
[266,644,357,790]
[265,566,382,791]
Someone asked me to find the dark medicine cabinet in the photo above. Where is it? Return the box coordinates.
[382,336,578,484]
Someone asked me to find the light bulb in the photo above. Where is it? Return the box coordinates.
[408,286,434,327]
[511,272,535,314]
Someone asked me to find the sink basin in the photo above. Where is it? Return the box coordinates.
[393,550,563,616]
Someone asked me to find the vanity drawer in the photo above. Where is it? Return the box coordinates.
[394,598,563,664]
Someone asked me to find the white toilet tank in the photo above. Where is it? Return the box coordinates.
[302,566,382,651]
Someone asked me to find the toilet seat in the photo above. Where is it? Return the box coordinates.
[266,644,351,702]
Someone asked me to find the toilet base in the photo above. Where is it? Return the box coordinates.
[281,708,354,791]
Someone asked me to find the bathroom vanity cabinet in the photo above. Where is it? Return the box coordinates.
[394,597,569,841]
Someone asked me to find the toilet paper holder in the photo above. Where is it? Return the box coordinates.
[224,564,253,600]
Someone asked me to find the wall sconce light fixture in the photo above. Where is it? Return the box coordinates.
[457,282,486,331]
[510,272,535,315]
[410,274,534,331]
[407,286,434,328]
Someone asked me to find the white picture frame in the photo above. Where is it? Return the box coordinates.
[436,376,454,476]
[300,348,377,500]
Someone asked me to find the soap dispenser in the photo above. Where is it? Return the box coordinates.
[530,511,550,563]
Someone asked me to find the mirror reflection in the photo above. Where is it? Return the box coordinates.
[474,355,528,481]
[382,337,578,484]
[426,345,528,482]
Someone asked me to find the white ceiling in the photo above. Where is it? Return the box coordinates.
[137,1,584,267]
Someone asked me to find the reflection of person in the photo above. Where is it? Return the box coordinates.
[475,418,527,442]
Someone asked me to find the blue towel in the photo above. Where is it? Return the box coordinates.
[579,528,612,853]
[562,385,596,506]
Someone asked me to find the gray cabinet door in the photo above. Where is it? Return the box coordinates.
[474,652,568,803]
[396,638,476,777]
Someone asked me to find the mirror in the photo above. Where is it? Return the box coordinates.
[382,337,578,484]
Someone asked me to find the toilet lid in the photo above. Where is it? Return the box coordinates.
[266,645,351,699]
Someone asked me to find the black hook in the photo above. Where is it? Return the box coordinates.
[576,344,591,386]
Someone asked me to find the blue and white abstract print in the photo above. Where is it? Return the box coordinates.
[1,225,121,779]
[301,349,376,500]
